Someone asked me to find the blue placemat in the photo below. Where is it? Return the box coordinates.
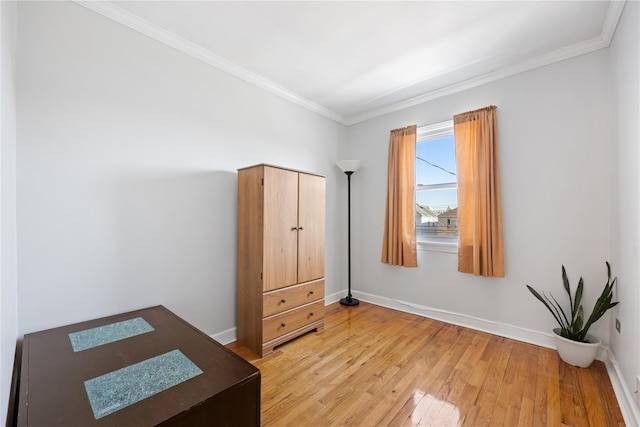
[69,317,155,352]
[84,349,203,419]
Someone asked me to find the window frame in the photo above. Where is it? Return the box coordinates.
[415,119,458,253]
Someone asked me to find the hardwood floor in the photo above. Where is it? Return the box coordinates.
[226,302,625,426]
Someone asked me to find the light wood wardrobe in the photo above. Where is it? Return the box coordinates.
[237,164,325,356]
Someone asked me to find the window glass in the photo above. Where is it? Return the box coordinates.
[416,135,456,186]
[416,121,458,246]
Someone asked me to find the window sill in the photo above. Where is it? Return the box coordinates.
[417,240,458,253]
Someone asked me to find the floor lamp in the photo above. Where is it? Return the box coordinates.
[336,160,361,306]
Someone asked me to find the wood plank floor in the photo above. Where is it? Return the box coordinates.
[226,302,625,426]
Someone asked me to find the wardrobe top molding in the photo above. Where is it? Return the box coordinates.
[237,164,326,178]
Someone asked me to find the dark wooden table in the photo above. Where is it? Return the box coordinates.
[17,306,260,426]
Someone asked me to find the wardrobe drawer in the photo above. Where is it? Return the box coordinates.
[263,280,324,317]
[263,300,324,343]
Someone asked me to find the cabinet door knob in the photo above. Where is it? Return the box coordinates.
[291,226,298,231]
[281,298,286,303]
[280,322,286,327]
[299,226,304,231]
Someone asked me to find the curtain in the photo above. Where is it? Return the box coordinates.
[381,125,418,267]
[454,106,504,277]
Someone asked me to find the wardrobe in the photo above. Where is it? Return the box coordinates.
[237,164,325,356]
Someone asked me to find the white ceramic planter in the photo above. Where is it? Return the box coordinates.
[553,328,601,368]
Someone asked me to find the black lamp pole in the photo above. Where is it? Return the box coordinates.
[340,170,359,306]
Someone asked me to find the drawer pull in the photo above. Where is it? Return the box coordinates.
[309,290,314,295]
[280,322,286,327]
[309,312,314,317]
[281,298,287,303]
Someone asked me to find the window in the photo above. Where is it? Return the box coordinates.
[415,120,458,251]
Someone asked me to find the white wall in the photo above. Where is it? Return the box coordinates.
[16,2,346,337]
[1,1,18,424]
[347,50,613,344]
[8,0,639,423]
[610,0,640,414]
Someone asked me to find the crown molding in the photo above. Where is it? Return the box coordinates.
[73,0,347,125]
[342,1,626,125]
[343,35,609,125]
[74,0,625,128]
[601,0,627,46]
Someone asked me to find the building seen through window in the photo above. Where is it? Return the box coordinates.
[416,120,458,244]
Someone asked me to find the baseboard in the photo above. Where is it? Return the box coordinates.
[210,327,237,346]
[325,290,345,305]
[352,289,559,349]
[604,352,640,427]
[219,290,585,350]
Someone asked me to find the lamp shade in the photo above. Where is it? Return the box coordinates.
[336,160,361,173]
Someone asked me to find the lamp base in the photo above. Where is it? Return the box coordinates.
[340,296,360,306]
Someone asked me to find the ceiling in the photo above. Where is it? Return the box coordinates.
[77,1,625,125]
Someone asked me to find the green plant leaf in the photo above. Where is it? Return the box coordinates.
[580,275,620,341]
[562,265,571,302]
[549,293,570,328]
[573,305,584,333]
[526,262,619,343]
[526,285,564,328]
[573,277,583,323]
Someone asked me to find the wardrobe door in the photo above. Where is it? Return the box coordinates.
[263,166,299,292]
[297,172,325,284]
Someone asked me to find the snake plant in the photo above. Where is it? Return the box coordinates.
[526,262,619,343]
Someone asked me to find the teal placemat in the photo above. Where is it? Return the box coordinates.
[69,317,155,352]
[84,349,203,419]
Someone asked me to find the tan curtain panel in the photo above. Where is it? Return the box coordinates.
[454,106,504,277]
[381,125,418,267]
